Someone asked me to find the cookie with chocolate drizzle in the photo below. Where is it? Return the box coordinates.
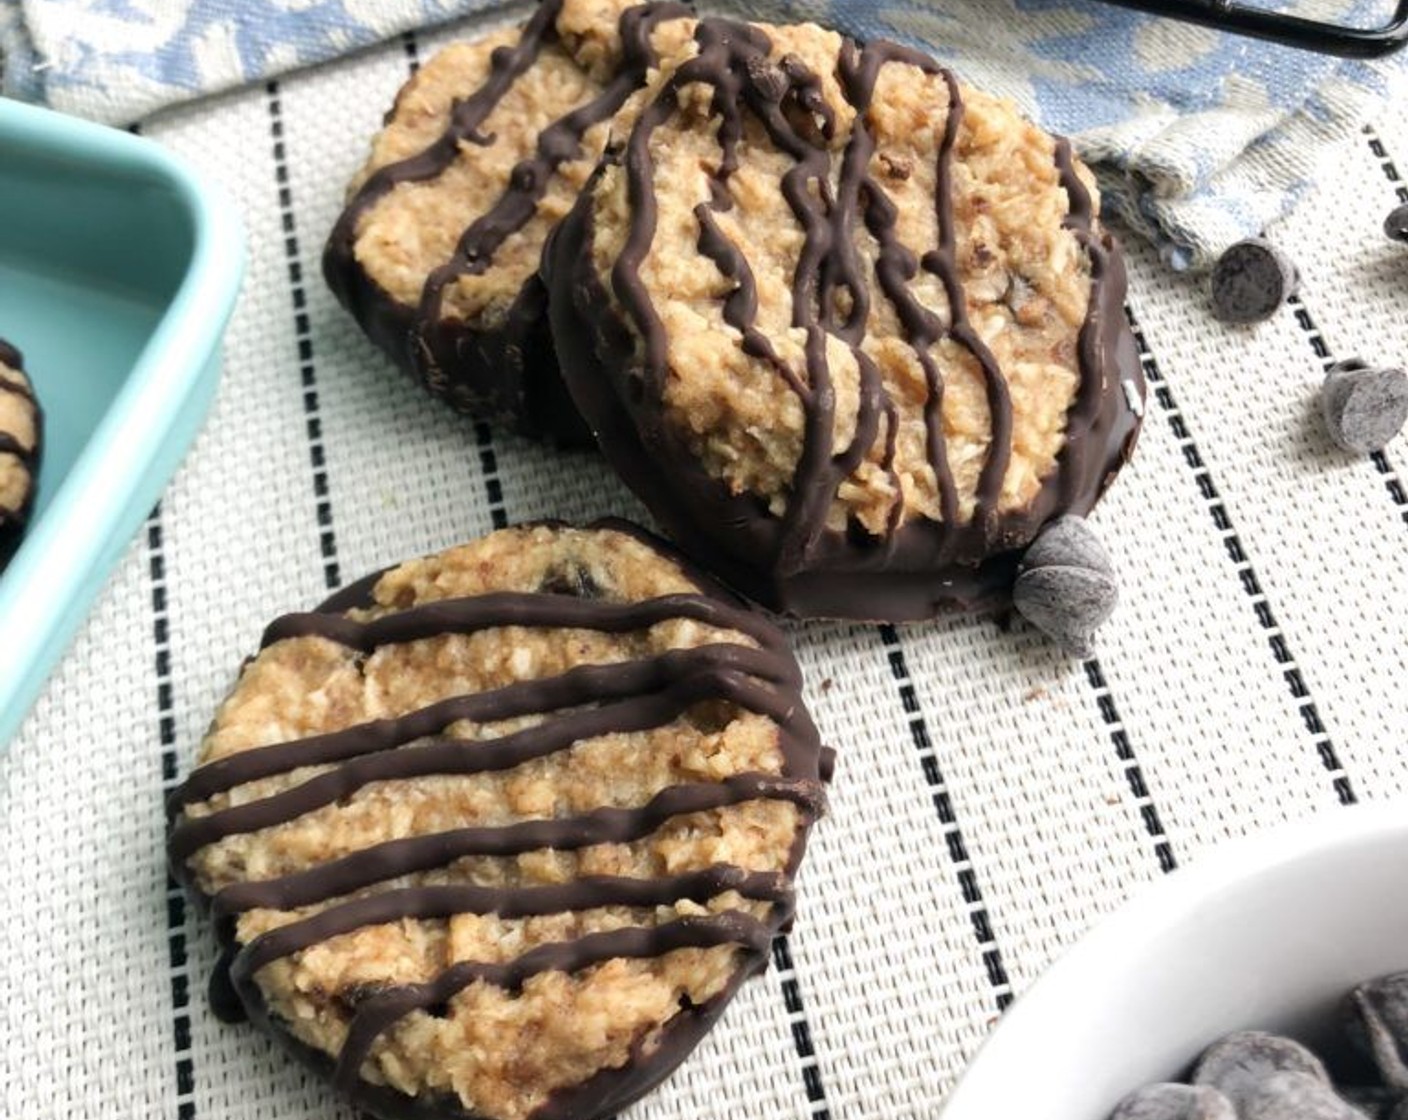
[545,17,1145,619]
[0,339,42,566]
[323,0,692,442]
[167,521,827,1120]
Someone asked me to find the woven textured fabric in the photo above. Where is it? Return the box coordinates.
[4,12,1408,1119]
[2,0,1406,269]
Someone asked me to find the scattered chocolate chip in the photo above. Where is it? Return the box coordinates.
[1349,974,1408,1090]
[1020,516,1114,578]
[1109,1082,1236,1120]
[1013,518,1117,655]
[1194,1032,1330,1109]
[1321,361,1408,454]
[1385,203,1408,245]
[1239,1071,1371,1120]
[1012,566,1117,658]
[1209,238,1299,325]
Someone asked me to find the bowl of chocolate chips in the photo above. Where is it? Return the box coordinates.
[941,803,1408,1120]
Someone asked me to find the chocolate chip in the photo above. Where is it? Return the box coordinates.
[1385,203,1408,245]
[1109,1082,1236,1120]
[745,56,789,103]
[538,561,604,600]
[1238,1071,1370,1120]
[1020,516,1114,578]
[879,152,911,181]
[1321,361,1408,454]
[1012,566,1117,658]
[336,980,393,1013]
[1194,1032,1329,1109]
[1348,973,1408,1090]
[1209,238,1299,325]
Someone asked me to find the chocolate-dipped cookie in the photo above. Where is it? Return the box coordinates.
[168,521,826,1120]
[546,18,1145,619]
[324,0,691,442]
[0,339,42,565]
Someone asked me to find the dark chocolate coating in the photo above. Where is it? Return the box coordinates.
[323,1,688,444]
[168,520,826,1120]
[0,338,43,568]
[544,20,1144,621]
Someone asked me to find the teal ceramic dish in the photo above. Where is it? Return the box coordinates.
[0,100,244,749]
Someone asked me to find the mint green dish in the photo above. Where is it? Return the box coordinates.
[0,100,244,749]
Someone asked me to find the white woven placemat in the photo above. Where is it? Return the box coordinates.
[3,16,1408,1119]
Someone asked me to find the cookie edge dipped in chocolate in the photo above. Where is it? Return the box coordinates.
[544,19,1144,620]
[167,519,828,1120]
[323,1,689,444]
[0,338,42,567]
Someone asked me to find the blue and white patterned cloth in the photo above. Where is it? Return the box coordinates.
[0,0,1402,268]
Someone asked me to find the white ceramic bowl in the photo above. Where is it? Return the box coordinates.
[941,802,1408,1119]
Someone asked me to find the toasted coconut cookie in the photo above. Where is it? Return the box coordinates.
[0,339,41,565]
[546,18,1144,619]
[324,0,692,442]
[168,522,826,1120]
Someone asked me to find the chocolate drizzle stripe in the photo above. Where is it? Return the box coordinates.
[612,20,870,576]
[330,912,775,1092]
[324,0,561,274]
[693,203,809,399]
[0,345,37,453]
[927,68,1011,542]
[260,590,786,653]
[839,39,960,536]
[0,431,34,462]
[175,643,795,807]
[416,3,690,340]
[206,772,824,917]
[169,669,810,863]
[231,865,793,983]
[0,375,36,404]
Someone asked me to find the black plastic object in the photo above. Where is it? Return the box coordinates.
[1096,0,1407,57]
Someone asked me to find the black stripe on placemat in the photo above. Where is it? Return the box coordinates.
[1365,123,1408,207]
[1082,658,1177,873]
[267,80,341,591]
[148,504,197,1120]
[1126,307,1357,805]
[475,422,510,531]
[772,935,833,1118]
[1362,127,1408,521]
[877,624,1014,1011]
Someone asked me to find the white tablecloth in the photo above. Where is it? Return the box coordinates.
[3,18,1408,1120]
